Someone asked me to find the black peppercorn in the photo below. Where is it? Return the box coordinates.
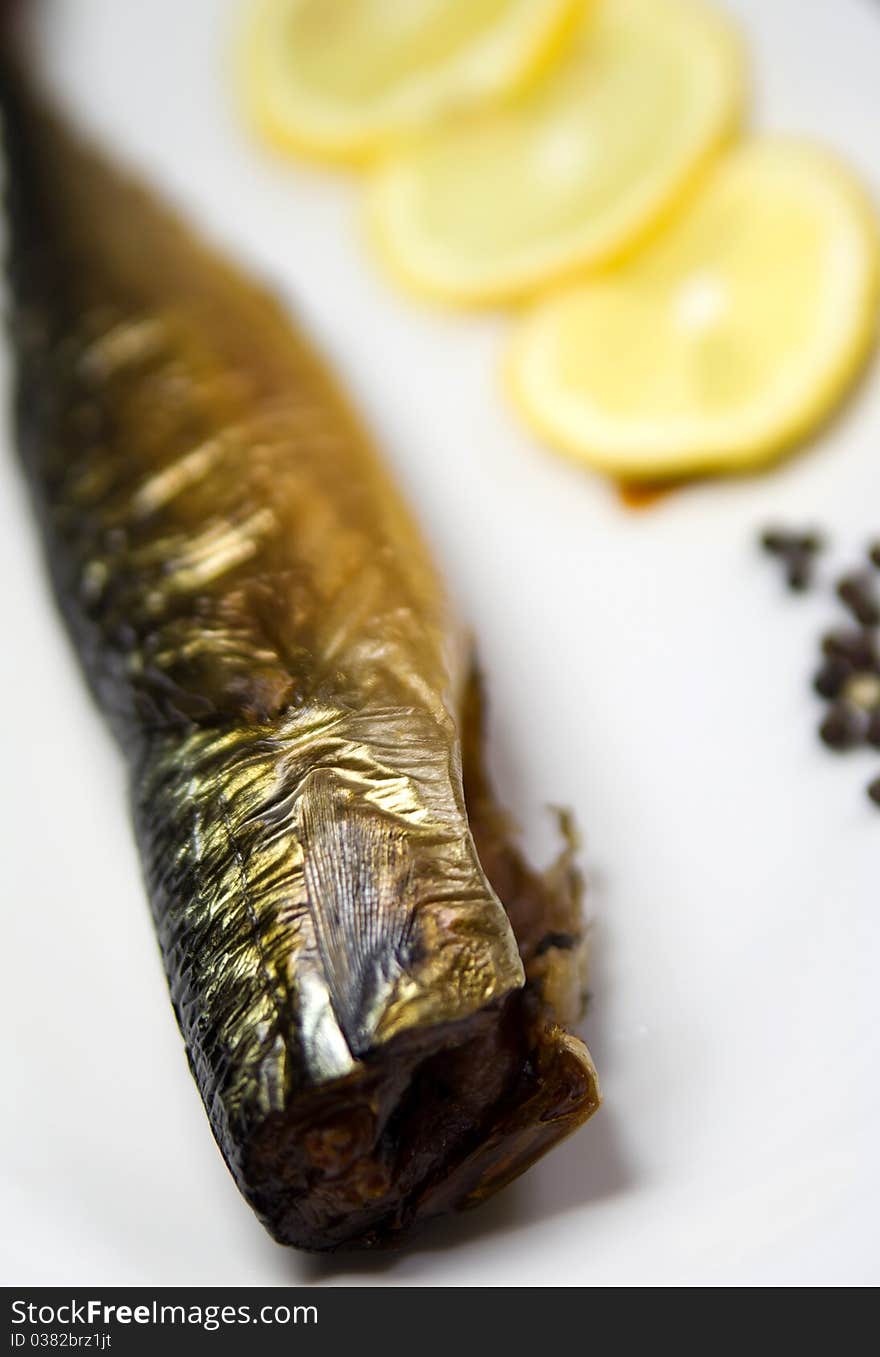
[814,656,853,700]
[836,573,880,627]
[866,709,880,750]
[821,629,877,671]
[759,526,824,592]
[819,703,863,751]
[760,528,788,554]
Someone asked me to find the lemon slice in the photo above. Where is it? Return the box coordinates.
[507,140,880,480]
[241,0,586,164]
[367,0,744,304]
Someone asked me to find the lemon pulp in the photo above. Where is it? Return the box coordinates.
[507,139,880,478]
[242,0,586,162]
[368,0,745,302]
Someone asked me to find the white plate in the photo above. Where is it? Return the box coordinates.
[2,0,879,1287]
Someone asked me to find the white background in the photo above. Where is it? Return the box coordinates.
[2,0,879,1286]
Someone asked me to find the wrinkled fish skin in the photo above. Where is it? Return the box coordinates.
[1,57,599,1249]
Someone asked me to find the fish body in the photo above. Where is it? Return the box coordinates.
[1,49,598,1249]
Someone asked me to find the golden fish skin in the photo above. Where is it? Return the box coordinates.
[1,62,599,1250]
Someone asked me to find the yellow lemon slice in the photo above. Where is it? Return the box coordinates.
[507,140,880,480]
[367,0,744,304]
[241,0,586,164]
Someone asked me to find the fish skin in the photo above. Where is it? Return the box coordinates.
[1,57,599,1249]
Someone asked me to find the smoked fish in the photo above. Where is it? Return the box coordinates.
[0,45,599,1250]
